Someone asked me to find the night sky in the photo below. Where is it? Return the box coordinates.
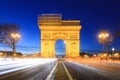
[0,0,120,54]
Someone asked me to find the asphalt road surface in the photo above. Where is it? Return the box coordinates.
[64,60,120,80]
[54,61,69,80]
[0,62,55,80]
[1,58,120,80]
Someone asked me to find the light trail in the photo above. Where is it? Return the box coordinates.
[0,58,57,75]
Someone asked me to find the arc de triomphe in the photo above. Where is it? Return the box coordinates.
[38,14,82,58]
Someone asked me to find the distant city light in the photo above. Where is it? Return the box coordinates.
[0,52,3,56]
[64,41,66,44]
[112,48,115,51]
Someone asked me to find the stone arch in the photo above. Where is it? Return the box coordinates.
[53,33,67,57]
[38,14,81,58]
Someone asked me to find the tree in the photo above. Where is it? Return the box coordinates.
[0,23,20,56]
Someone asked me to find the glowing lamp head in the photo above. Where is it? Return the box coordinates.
[98,32,109,39]
[98,34,102,38]
[11,33,21,39]
[11,33,16,38]
[106,33,109,37]
[16,34,21,38]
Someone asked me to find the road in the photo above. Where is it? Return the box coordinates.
[64,59,120,80]
[0,58,120,80]
[0,58,56,80]
[53,60,69,80]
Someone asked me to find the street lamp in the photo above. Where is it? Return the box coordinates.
[98,31,110,57]
[11,33,20,59]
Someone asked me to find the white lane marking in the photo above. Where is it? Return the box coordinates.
[45,62,58,80]
[62,62,73,80]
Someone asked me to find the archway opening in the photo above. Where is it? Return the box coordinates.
[55,39,66,58]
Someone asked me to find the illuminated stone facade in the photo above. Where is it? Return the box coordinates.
[38,14,82,58]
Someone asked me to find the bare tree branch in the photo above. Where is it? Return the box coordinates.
[0,23,20,49]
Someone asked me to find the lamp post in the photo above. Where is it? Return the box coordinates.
[98,32,109,57]
[11,33,20,59]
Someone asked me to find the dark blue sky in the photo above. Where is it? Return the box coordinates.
[0,0,120,54]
